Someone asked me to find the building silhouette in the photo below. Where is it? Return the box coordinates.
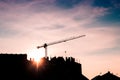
[0,53,88,80]
[0,54,28,80]
[92,71,120,80]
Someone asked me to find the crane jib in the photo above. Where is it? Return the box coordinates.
[37,35,86,58]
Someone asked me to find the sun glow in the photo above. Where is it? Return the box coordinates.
[27,48,45,63]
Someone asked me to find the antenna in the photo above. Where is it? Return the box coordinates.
[37,35,86,58]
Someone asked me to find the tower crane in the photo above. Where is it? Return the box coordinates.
[37,35,86,58]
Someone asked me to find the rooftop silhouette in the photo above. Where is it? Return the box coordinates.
[0,53,119,80]
[0,53,88,80]
[92,71,120,80]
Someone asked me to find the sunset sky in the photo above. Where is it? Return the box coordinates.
[0,0,120,79]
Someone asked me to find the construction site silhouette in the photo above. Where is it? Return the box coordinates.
[0,54,120,80]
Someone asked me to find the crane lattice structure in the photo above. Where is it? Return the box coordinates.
[37,35,86,58]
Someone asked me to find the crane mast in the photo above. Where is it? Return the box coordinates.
[37,35,85,58]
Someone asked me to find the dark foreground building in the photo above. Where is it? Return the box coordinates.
[0,54,88,80]
[92,71,120,80]
[0,54,28,80]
